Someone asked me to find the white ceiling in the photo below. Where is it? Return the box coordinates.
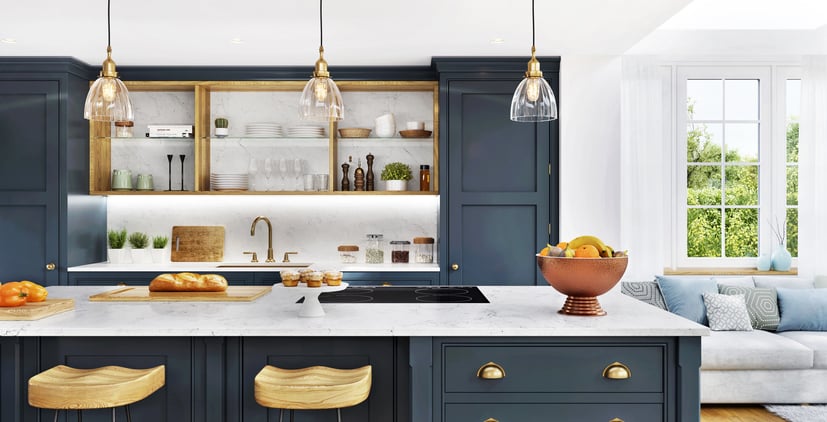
[661,0,827,30]
[0,0,692,66]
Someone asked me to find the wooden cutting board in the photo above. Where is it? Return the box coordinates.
[170,226,225,262]
[88,286,271,302]
[0,299,75,320]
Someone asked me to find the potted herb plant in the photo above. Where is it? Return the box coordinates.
[151,235,169,264]
[107,228,128,264]
[380,162,412,191]
[128,232,150,264]
[214,117,229,137]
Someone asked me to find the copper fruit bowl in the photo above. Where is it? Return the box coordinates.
[536,254,628,316]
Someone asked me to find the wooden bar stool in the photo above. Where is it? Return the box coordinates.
[28,364,165,421]
[254,364,372,422]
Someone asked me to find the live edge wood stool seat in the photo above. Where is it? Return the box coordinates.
[254,365,372,421]
[28,364,165,421]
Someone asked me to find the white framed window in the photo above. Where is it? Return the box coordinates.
[673,65,797,269]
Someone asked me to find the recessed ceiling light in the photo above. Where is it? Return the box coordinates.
[490,38,505,45]
[0,38,17,44]
[230,38,244,44]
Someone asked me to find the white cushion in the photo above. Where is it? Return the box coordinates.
[702,330,813,370]
[778,331,827,369]
[753,277,814,289]
[702,293,753,331]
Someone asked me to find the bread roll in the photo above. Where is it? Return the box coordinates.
[149,272,228,292]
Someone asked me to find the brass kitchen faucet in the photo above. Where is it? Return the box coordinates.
[250,216,275,263]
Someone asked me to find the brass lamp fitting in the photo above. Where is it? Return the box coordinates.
[524,46,543,78]
[313,46,330,78]
[100,46,119,78]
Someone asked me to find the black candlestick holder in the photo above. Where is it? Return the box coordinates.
[166,154,173,191]
[179,154,186,191]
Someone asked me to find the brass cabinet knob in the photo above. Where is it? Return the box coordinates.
[451,263,459,271]
[602,362,631,380]
[476,361,506,379]
[484,419,499,422]
[45,262,56,271]
[610,418,625,422]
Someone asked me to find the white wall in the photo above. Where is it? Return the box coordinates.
[558,56,623,247]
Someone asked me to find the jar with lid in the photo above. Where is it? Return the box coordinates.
[419,165,430,191]
[337,245,359,264]
[390,240,410,263]
[114,121,134,137]
[413,237,435,263]
[365,234,384,264]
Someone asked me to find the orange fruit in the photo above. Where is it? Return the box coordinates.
[556,242,568,249]
[539,246,551,256]
[574,244,600,258]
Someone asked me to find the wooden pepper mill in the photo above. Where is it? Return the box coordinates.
[354,158,365,191]
[366,152,375,191]
[341,159,351,191]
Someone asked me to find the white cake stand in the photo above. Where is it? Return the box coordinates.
[273,282,348,317]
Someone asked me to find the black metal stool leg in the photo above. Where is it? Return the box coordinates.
[278,409,283,422]
[52,410,59,422]
[290,409,295,422]
[77,409,82,422]
[337,408,342,422]
[125,404,132,422]
[111,407,115,422]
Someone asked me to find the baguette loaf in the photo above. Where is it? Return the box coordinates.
[149,272,228,292]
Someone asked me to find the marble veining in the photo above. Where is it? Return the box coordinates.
[0,287,709,337]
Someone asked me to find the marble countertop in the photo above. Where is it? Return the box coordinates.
[0,286,708,337]
[68,262,440,273]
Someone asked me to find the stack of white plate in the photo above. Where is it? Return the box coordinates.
[210,173,248,191]
[287,125,326,138]
[245,122,283,137]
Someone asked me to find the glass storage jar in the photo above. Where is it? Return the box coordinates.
[114,121,134,137]
[413,237,435,263]
[365,234,384,264]
[337,245,359,264]
[390,240,410,263]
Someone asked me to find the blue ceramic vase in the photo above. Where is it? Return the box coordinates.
[756,253,772,271]
[771,246,792,271]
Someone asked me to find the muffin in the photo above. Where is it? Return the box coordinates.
[306,271,324,287]
[298,268,315,284]
[324,270,343,286]
[280,270,300,287]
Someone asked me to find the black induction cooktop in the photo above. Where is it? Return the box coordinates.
[298,286,489,304]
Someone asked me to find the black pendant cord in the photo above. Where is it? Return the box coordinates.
[107,0,111,48]
[319,0,324,49]
[531,0,535,49]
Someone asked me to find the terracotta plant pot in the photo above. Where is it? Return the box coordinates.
[536,255,628,316]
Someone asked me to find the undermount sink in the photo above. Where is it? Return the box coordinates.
[216,262,313,268]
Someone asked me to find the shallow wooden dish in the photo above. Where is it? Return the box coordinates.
[338,128,372,138]
[398,129,432,138]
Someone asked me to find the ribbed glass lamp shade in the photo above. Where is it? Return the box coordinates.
[510,76,557,122]
[299,77,344,122]
[83,76,134,122]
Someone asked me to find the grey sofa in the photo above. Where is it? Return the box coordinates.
[622,276,827,404]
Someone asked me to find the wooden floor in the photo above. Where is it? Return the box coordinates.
[701,405,787,421]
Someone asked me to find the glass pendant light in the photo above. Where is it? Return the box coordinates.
[83,0,133,122]
[300,0,344,122]
[510,0,557,122]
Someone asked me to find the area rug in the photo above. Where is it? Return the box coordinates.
[764,404,827,421]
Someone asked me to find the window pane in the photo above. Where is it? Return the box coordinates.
[688,165,721,205]
[787,208,798,258]
[687,79,723,120]
[725,165,758,205]
[786,121,799,163]
[725,79,759,120]
[688,208,722,257]
[725,123,759,162]
[786,79,801,120]
[725,208,758,257]
[687,123,723,162]
[787,165,798,206]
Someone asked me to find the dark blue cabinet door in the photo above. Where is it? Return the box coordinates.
[0,80,60,284]
[444,79,553,285]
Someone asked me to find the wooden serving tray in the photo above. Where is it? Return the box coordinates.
[0,299,75,320]
[88,286,271,302]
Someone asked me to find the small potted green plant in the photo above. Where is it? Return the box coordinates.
[151,235,169,264]
[214,117,229,138]
[107,228,128,264]
[128,231,150,264]
[380,162,412,191]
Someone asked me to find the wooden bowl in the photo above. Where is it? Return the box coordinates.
[338,128,372,138]
[536,255,628,316]
[398,129,432,138]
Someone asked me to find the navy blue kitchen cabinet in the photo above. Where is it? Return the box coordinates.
[433,58,560,286]
[68,271,437,286]
[0,59,106,285]
[67,271,254,286]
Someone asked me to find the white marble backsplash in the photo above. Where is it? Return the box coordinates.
[107,195,439,264]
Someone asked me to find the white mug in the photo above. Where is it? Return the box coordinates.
[406,121,425,130]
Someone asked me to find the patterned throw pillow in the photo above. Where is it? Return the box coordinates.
[702,293,753,331]
[621,282,667,310]
[718,285,780,331]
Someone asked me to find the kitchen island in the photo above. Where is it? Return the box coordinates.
[0,286,707,422]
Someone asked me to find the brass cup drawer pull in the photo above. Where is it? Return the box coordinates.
[484,419,499,422]
[610,418,624,422]
[602,362,631,380]
[476,362,506,379]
